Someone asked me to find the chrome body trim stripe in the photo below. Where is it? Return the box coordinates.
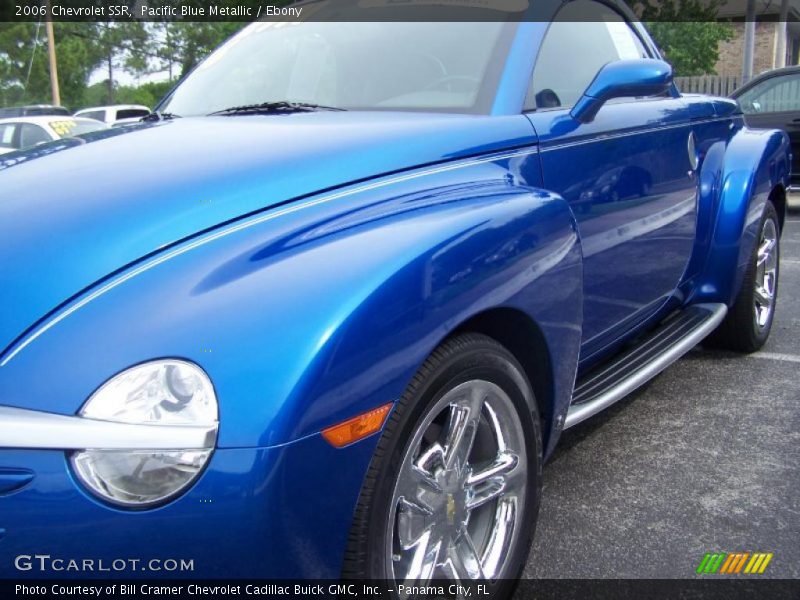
[0,146,539,368]
[537,117,732,153]
[0,405,217,450]
[564,303,728,429]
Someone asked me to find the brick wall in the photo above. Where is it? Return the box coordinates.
[714,21,779,76]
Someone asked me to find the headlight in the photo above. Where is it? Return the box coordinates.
[71,360,217,508]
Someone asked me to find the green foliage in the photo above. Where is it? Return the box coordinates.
[646,21,734,76]
[632,0,734,76]
[93,22,151,104]
[84,79,175,110]
[0,22,103,109]
[0,21,242,111]
[157,22,245,77]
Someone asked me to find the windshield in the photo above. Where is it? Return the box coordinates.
[50,119,108,138]
[160,21,513,116]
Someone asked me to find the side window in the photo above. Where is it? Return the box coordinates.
[78,110,106,122]
[0,123,18,148]
[737,73,800,114]
[116,109,150,120]
[19,124,52,149]
[527,0,648,110]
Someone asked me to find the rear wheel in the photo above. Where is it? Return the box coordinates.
[707,201,780,353]
[342,334,542,596]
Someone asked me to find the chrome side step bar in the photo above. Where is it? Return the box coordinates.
[564,302,727,429]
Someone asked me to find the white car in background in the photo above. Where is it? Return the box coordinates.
[0,116,109,154]
[74,104,151,126]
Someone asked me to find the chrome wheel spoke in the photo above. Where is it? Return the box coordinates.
[396,498,434,550]
[443,387,484,474]
[481,498,518,579]
[388,379,527,584]
[752,216,778,331]
[754,284,773,306]
[448,532,485,580]
[466,452,519,511]
[416,442,446,478]
[403,531,441,587]
[467,452,518,487]
[757,238,776,264]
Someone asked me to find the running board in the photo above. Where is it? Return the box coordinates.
[564,303,727,429]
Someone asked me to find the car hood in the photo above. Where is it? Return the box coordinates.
[0,111,534,357]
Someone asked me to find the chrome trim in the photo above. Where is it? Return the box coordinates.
[0,146,539,368]
[0,405,217,450]
[386,380,527,582]
[564,303,728,429]
[538,117,729,153]
[754,217,778,329]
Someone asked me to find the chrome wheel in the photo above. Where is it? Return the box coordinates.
[386,380,527,585]
[754,217,778,329]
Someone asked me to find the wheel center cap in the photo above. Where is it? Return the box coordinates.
[437,475,467,529]
[446,493,456,525]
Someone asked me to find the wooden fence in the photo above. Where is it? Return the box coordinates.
[674,75,741,96]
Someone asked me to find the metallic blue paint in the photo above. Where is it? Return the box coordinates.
[0,434,379,578]
[570,59,673,123]
[527,97,701,364]
[0,7,792,578]
[692,124,791,304]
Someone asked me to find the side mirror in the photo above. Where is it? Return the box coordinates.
[570,59,673,124]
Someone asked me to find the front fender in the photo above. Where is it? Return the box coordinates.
[692,126,790,305]
[0,149,582,452]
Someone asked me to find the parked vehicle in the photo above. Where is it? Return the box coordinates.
[74,104,151,126]
[731,66,800,190]
[0,104,70,118]
[0,0,790,589]
[0,116,109,153]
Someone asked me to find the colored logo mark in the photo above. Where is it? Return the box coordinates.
[696,552,773,574]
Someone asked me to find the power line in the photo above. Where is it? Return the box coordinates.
[24,19,42,92]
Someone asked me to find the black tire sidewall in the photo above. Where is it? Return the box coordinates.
[742,202,781,348]
[359,336,542,593]
[706,200,781,353]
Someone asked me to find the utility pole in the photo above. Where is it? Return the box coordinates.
[45,0,61,106]
[775,0,789,68]
[742,0,756,84]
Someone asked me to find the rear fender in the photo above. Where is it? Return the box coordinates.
[692,126,790,305]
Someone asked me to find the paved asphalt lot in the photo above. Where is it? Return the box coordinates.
[523,194,800,579]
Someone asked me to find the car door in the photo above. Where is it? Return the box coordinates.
[524,0,699,364]
[735,70,800,186]
[18,123,53,149]
[0,122,20,152]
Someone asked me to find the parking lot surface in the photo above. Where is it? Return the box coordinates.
[524,197,800,579]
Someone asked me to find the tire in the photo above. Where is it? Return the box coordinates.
[342,333,542,596]
[707,200,780,353]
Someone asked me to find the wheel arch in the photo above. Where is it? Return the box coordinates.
[692,126,791,305]
[769,183,787,234]
[0,151,582,454]
[450,307,557,458]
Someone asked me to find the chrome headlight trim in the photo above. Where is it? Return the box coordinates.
[0,405,217,450]
[1,359,218,508]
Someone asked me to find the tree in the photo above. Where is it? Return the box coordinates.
[84,79,175,108]
[92,22,150,103]
[170,22,244,76]
[632,0,734,76]
[0,22,102,108]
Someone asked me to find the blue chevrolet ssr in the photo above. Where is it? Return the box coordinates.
[0,0,791,590]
